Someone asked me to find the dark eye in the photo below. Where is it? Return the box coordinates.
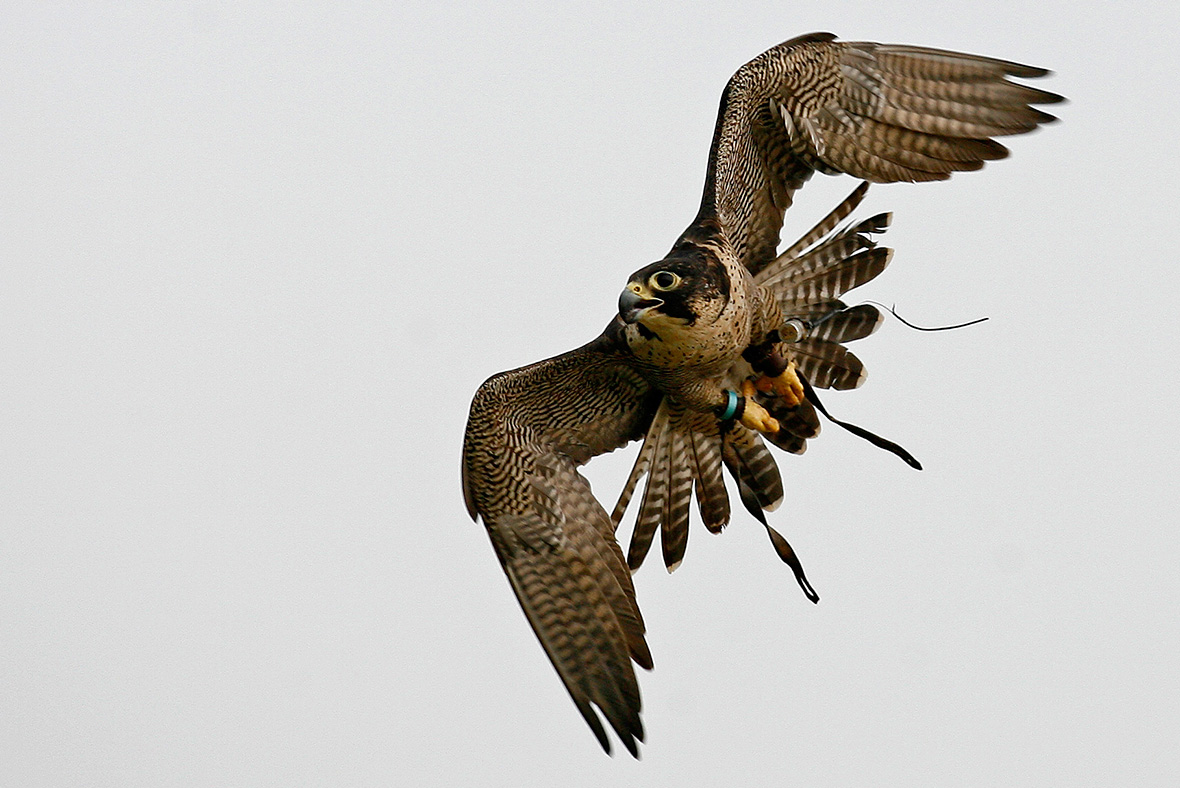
[650,271,681,291]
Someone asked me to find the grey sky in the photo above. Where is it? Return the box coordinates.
[3,1,1178,786]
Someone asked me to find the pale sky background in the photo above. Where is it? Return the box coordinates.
[3,1,1179,786]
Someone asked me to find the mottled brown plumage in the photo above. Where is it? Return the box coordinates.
[461,32,1061,755]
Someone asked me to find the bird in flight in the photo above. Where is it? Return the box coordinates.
[461,32,1061,756]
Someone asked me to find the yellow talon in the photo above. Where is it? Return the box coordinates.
[740,380,780,435]
[757,361,804,407]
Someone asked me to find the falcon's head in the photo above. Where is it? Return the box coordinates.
[617,254,730,339]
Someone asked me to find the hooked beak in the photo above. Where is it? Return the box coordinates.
[618,287,663,325]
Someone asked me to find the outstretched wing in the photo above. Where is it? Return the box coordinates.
[461,329,662,756]
[687,31,1063,271]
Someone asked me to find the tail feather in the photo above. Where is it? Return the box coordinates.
[620,400,732,571]
[774,180,870,264]
[766,233,874,288]
[626,410,669,570]
[660,426,694,572]
[766,427,808,455]
[722,425,785,512]
[688,414,730,533]
[794,339,868,390]
[760,188,894,398]
[621,402,791,572]
[806,303,883,344]
[762,394,821,455]
[759,213,888,290]
[611,400,669,528]
[777,247,893,307]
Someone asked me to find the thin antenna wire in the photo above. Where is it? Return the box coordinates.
[862,300,989,332]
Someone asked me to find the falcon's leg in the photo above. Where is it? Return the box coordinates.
[743,342,804,409]
[753,360,805,408]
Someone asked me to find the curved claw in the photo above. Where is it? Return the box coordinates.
[740,380,780,435]
[755,361,804,407]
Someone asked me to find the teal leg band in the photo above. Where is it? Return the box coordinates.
[719,389,739,421]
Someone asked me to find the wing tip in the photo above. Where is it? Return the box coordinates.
[576,698,613,755]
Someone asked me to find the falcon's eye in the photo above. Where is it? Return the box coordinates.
[650,271,681,291]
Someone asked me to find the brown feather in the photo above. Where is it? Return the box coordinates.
[611,399,668,528]
[780,247,893,306]
[722,425,785,512]
[661,425,695,571]
[793,339,868,390]
[628,417,668,571]
[463,336,658,756]
[775,180,870,263]
[688,417,730,533]
[681,33,1059,272]
[806,303,883,344]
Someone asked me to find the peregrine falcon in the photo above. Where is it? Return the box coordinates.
[461,32,1061,756]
